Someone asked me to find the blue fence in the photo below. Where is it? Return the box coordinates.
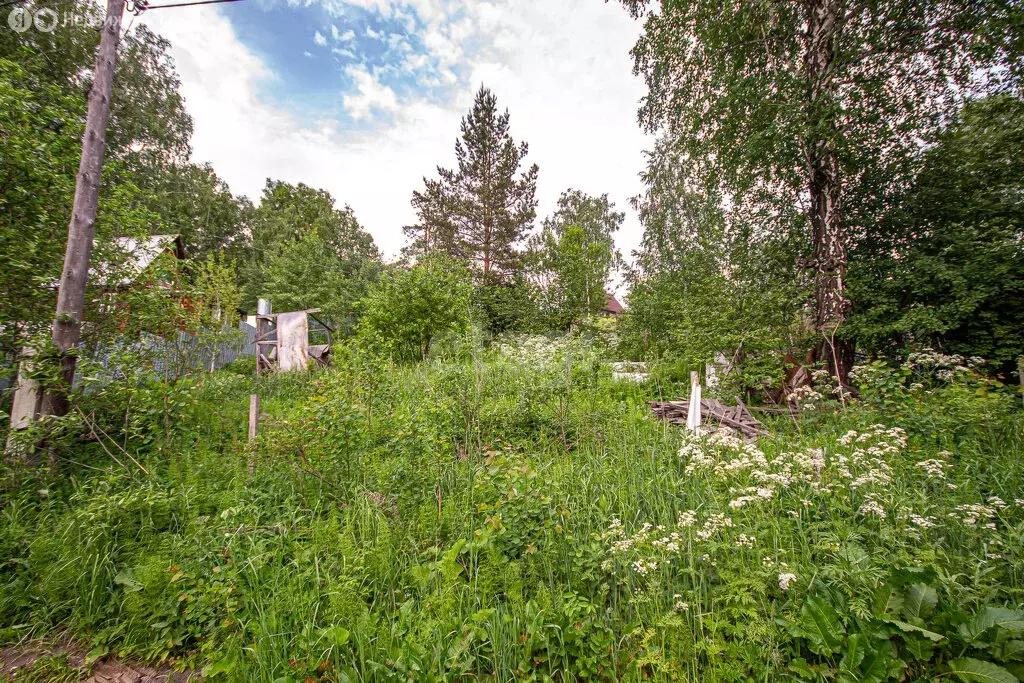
[81,321,257,385]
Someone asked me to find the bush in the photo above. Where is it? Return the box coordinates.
[358,254,474,363]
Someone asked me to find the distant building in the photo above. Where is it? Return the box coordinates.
[91,234,190,332]
[93,234,185,290]
[601,293,624,317]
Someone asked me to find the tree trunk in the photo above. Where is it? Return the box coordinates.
[40,0,125,418]
[804,0,853,386]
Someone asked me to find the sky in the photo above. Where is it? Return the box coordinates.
[139,0,651,264]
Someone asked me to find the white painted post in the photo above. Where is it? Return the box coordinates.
[686,371,702,431]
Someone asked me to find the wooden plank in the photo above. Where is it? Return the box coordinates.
[734,396,764,428]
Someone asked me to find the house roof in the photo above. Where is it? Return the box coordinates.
[602,293,624,314]
[92,234,184,287]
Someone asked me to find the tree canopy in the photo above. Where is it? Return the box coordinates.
[848,94,1024,371]
[529,190,624,328]
[239,180,380,320]
[621,0,1024,382]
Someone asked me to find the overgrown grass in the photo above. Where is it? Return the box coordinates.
[1,343,1022,681]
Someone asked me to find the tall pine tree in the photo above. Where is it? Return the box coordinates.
[406,86,539,282]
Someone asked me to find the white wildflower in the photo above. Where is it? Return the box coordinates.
[909,514,936,529]
[916,459,947,479]
[858,499,887,519]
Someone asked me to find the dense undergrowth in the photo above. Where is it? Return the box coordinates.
[1,341,1023,682]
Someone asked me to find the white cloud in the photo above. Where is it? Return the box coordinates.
[342,64,400,119]
[141,0,649,268]
[401,52,429,73]
[313,30,327,46]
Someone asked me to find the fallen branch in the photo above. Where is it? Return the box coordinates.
[75,406,149,475]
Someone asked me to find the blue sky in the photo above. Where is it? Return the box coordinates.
[223,0,458,120]
[142,0,649,263]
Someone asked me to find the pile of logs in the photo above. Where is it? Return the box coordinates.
[650,397,769,442]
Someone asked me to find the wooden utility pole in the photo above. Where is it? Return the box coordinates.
[40,0,126,418]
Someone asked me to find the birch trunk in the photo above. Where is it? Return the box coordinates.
[804,0,854,385]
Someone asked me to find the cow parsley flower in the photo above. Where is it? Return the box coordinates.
[858,499,887,519]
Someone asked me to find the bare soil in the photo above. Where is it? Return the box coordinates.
[0,636,198,682]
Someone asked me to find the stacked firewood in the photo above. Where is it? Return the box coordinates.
[650,397,769,442]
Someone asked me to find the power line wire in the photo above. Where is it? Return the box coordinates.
[139,0,242,10]
[0,0,243,13]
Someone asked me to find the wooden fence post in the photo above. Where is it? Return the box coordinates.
[248,394,259,475]
[686,371,702,431]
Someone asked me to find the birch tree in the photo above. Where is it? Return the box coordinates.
[620,0,1023,384]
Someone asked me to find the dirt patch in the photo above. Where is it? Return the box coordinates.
[0,636,198,682]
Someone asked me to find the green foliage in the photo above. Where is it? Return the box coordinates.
[0,8,212,373]
[848,351,1017,444]
[134,162,249,261]
[0,9,194,166]
[622,0,1022,223]
[622,0,1024,381]
[358,255,474,363]
[2,343,1023,680]
[239,180,380,320]
[619,121,808,393]
[0,58,162,367]
[848,95,1024,372]
[473,276,543,335]
[531,225,611,329]
[192,253,244,330]
[780,574,1024,683]
[621,249,805,394]
[528,190,624,329]
[0,57,81,364]
[260,233,377,329]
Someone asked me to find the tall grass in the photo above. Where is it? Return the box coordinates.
[1,343,1022,681]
